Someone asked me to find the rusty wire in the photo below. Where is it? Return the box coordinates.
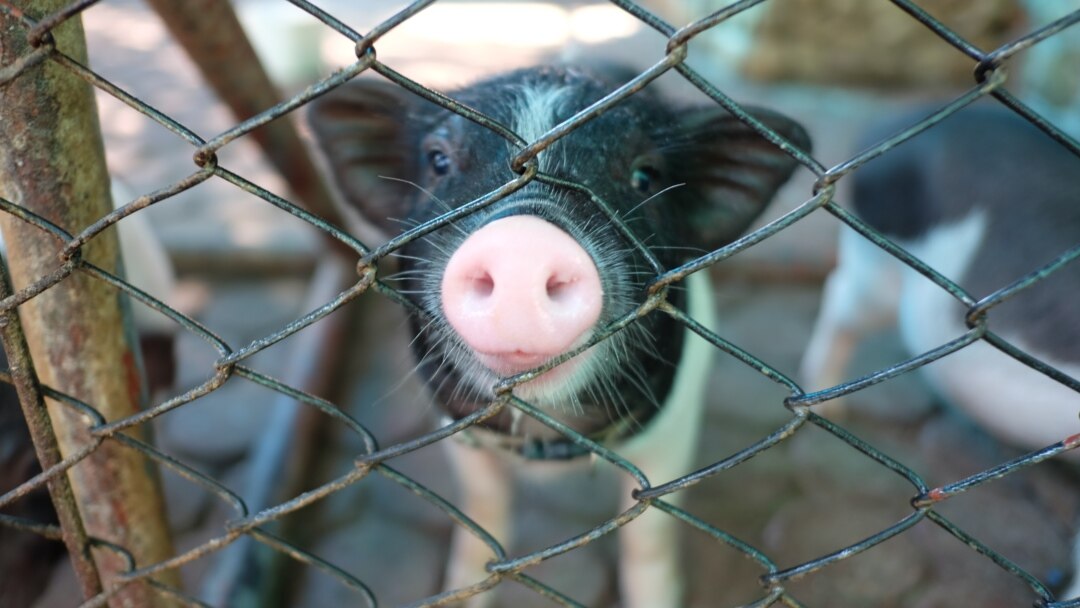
[1,0,1080,607]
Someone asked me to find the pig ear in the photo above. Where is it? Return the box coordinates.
[668,106,810,251]
[308,79,419,236]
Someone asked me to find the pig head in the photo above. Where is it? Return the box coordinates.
[309,66,809,437]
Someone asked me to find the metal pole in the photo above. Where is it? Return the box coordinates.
[0,259,104,602]
[0,2,180,605]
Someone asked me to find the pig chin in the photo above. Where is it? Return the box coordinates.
[461,341,604,407]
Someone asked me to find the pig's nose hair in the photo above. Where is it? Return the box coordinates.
[440,216,603,359]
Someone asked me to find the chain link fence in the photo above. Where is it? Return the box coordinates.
[1,0,1080,606]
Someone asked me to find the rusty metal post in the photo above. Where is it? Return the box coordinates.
[0,260,104,602]
[144,0,348,236]
[0,2,180,606]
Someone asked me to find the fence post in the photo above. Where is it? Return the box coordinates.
[0,2,180,605]
[0,259,104,603]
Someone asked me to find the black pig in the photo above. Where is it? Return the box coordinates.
[311,66,808,607]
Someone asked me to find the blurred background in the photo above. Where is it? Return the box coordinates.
[10,0,1080,607]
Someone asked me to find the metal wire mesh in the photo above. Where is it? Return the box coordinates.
[1,0,1079,606]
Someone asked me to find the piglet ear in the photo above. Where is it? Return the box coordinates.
[668,106,810,251]
[308,78,418,236]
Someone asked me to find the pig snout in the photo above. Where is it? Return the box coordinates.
[440,216,603,376]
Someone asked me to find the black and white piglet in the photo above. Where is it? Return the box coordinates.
[802,105,1080,454]
[311,66,808,606]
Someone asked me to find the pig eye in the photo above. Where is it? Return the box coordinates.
[428,149,452,176]
[631,166,660,193]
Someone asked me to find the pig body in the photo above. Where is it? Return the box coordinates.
[311,66,807,606]
[801,105,1080,454]
[802,105,1080,603]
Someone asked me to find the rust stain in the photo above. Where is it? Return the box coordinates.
[69,322,85,350]
[924,488,946,503]
[1064,432,1080,450]
[121,349,141,407]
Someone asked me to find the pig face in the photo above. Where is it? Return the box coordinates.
[310,66,808,434]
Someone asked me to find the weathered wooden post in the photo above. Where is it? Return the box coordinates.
[0,1,180,605]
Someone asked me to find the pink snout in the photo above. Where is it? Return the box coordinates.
[441,216,603,376]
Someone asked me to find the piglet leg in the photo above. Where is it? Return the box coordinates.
[616,271,715,608]
[442,438,511,608]
[800,227,902,416]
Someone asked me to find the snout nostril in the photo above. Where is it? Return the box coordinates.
[469,272,495,297]
[545,275,575,302]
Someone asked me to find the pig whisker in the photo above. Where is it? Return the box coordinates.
[450,359,497,407]
[391,230,455,262]
[606,266,654,279]
[405,338,468,408]
[442,371,472,410]
[384,265,431,274]
[414,311,451,348]
[418,362,470,418]
[367,317,448,412]
[596,244,653,266]
[417,335,475,406]
[647,244,710,255]
[607,375,642,429]
[374,354,435,412]
[387,253,438,270]
[377,175,450,210]
[418,232,459,261]
[420,350,459,402]
[388,216,419,229]
[612,325,663,416]
[427,326,497,402]
[378,175,468,237]
[587,374,633,429]
[616,362,660,417]
[382,270,432,285]
[622,182,687,218]
[382,271,430,283]
[581,383,609,422]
